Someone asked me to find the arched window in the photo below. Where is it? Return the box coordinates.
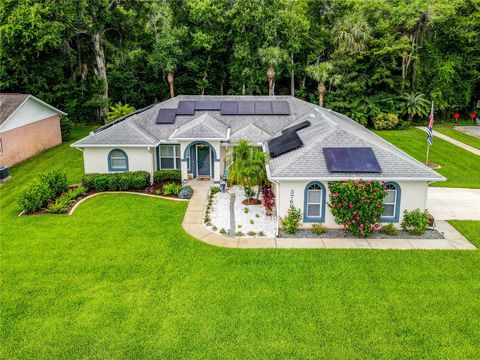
[381,182,401,222]
[304,182,326,222]
[108,149,128,171]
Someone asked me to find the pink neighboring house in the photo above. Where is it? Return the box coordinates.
[0,93,66,167]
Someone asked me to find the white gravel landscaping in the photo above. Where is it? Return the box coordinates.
[208,185,277,237]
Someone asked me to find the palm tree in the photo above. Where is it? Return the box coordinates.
[106,102,135,124]
[306,62,340,107]
[333,15,371,53]
[402,92,430,121]
[258,47,287,95]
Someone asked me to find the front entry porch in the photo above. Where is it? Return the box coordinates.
[181,140,222,183]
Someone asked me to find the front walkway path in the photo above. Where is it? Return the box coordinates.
[417,126,480,156]
[182,181,476,250]
[427,187,480,220]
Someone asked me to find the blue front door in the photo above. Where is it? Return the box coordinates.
[197,145,211,176]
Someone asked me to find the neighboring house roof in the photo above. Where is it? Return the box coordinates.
[72,95,445,182]
[0,93,67,132]
[170,113,229,140]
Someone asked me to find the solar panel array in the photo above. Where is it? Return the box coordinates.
[157,100,290,125]
[323,147,382,173]
[268,121,311,158]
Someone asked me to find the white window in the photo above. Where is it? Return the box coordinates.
[306,183,322,218]
[159,144,180,169]
[383,183,398,218]
[109,149,128,171]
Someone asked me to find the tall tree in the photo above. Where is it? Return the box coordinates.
[258,46,287,95]
[306,62,340,107]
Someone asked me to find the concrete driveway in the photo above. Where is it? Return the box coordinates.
[427,187,480,220]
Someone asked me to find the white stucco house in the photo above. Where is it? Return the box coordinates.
[72,95,445,228]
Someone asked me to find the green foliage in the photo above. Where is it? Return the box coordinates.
[219,228,227,234]
[210,186,221,196]
[401,209,430,235]
[46,195,73,214]
[60,116,73,140]
[257,231,265,236]
[281,206,302,234]
[379,223,399,236]
[373,113,399,130]
[258,47,287,68]
[162,183,182,196]
[106,102,135,124]
[402,92,431,121]
[247,231,256,236]
[154,170,181,183]
[244,208,249,214]
[235,231,245,237]
[18,181,54,213]
[39,170,68,196]
[178,186,193,199]
[312,224,327,235]
[328,180,385,238]
[82,171,150,192]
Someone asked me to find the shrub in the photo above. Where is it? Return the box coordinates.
[373,113,399,130]
[162,182,182,196]
[380,223,398,236]
[281,206,302,234]
[401,209,429,235]
[237,224,242,228]
[204,215,211,223]
[235,231,245,236]
[60,116,73,140]
[261,183,275,214]
[328,180,385,237]
[249,219,254,224]
[210,186,221,195]
[154,170,181,183]
[46,196,73,214]
[257,231,265,237]
[255,214,260,218]
[212,226,218,231]
[82,171,149,191]
[62,186,87,202]
[18,181,54,212]
[220,228,227,234]
[396,121,410,130]
[39,170,68,196]
[178,186,193,199]
[247,231,256,236]
[244,208,249,214]
[312,224,327,235]
[243,186,255,199]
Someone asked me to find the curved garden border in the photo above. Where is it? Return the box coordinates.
[68,191,188,215]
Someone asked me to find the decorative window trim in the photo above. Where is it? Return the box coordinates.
[381,181,401,223]
[303,181,326,223]
[108,149,128,172]
[158,144,181,170]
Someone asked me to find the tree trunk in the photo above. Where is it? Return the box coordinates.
[407,113,413,122]
[318,82,326,107]
[242,83,246,95]
[167,71,175,98]
[267,66,275,96]
[290,53,295,96]
[92,32,108,121]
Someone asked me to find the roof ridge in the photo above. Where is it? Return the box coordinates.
[128,122,157,144]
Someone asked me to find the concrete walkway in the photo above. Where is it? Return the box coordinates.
[454,126,480,138]
[182,181,476,250]
[417,126,480,156]
[427,187,480,220]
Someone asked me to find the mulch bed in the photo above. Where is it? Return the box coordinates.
[279,228,444,240]
[242,198,262,205]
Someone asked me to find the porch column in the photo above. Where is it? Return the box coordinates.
[179,141,190,182]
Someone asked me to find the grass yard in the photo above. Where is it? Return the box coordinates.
[1,126,480,359]
[435,126,480,150]
[376,128,480,189]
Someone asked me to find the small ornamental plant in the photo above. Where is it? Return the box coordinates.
[328,180,386,238]
[281,206,302,234]
[261,183,275,215]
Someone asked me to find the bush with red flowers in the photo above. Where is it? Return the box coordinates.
[261,182,275,215]
[328,180,386,237]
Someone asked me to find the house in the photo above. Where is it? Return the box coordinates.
[0,93,66,167]
[72,95,445,227]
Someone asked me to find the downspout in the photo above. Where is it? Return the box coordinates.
[148,146,154,184]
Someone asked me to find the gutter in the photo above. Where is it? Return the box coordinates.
[268,175,446,182]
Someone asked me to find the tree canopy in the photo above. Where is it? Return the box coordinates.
[1,0,478,124]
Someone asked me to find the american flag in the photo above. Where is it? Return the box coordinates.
[427,101,434,146]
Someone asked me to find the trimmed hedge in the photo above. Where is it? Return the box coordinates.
[81,171,150,192]
[154,170,181,183]
[18,170,68,212]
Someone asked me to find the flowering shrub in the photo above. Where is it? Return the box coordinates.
[261,183,275,215]
[328,180,386,237]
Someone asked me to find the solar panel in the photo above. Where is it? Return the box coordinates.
[176,101,196,115]
[282,121,311,134]
[323,147,382,173]
[195,101,221,110]
[237,101,255,115]
[271,101,290,115]
[268,133,303,158]
[254,101,272,115]
[220,101,238,115]
[156,109,176,124]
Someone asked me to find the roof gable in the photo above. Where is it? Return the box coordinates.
[170,112,229,140]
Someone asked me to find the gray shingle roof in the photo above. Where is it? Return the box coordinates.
[170,113,228,139]
[72,95,445,181]
[0,94,28,124]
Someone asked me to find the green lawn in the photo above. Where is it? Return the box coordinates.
[1,126,480,359]
[376,128,480,188]
[435,126,480,150]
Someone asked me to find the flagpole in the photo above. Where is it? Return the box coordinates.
[425,101,434,165]
[425,141,430,164]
